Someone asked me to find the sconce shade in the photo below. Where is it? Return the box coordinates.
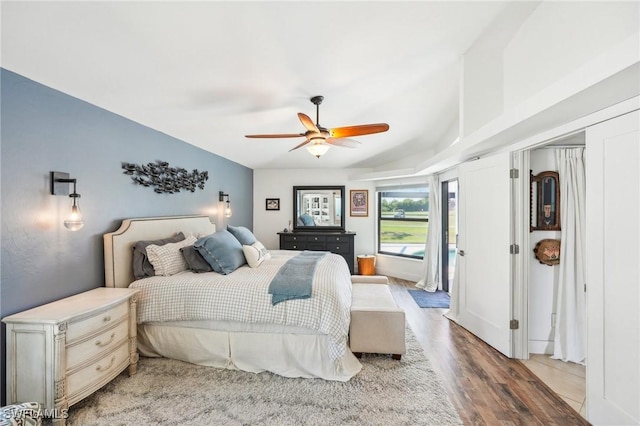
[219,191,232,218]
[64,203,84,231]
[51,171,84,231]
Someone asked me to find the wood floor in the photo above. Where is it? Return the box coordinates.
[387,277,590,426]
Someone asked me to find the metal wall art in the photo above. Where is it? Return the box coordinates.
[533,238,561,266]
[122,160,208,194]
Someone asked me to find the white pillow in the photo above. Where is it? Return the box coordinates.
[242,241,271,268]
[146,235,197,276]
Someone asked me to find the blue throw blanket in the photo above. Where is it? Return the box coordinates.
[268,251,327,305]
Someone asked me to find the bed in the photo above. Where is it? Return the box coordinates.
[103,215,362,381]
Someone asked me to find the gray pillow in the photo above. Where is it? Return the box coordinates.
[194,230,246,275]
[180,245,213,273]
[227,225,257,245]
[132,232,185,279]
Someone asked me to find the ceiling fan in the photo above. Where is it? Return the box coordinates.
[245,96,389,158]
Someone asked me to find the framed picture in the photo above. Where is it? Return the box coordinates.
[350,189,368,217]
[265,198,280,211]
[530,171,560,231]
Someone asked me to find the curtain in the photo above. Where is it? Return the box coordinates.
[416,175,441,292]
[553,148,586,364]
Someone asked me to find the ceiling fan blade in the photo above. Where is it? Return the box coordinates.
[329,123,389,138]
[245,133,304,138]
[326,138,362,148]
[298,113,320,133]
[288,139,311,152]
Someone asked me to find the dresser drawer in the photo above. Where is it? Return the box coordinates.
[283,235,306,243]
[328,244,350,254]
[66,320,129,371]
[67,301,128,342]
[306,235,326,243]
[326,235,349,243]
[283,241,305,250]
[67,342,129,399]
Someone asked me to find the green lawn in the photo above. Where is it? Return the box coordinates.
[380,220,428,243]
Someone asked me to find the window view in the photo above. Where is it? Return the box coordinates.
[378,186,429,258]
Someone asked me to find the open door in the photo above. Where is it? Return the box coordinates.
[586,110,639,425]
[457,152,513,357]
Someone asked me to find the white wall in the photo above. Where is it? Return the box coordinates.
[460,1,639,143]
[503,1,639,109]
[528,149,561,354]
[252,168,376,267]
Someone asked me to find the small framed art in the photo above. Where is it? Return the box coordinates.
[349,189,368,217]
[266,198,280,211]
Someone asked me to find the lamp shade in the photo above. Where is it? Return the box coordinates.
[307,142,330,158]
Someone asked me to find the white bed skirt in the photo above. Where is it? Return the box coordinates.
[137,322,362,381]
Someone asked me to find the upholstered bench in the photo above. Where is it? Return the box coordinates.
[349,276,406,360]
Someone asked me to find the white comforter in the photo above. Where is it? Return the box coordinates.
[129,250,352,361]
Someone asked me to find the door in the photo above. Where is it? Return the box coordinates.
[441,179,458,293]
[458,152,513,357]
[586,110,639,425]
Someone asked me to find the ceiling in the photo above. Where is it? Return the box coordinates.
[1,1,513,170]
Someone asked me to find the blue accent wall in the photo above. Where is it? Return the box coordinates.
[0,69,253,402]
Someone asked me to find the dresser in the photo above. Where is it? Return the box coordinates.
[2,287,139,425]
[278,231,356,274]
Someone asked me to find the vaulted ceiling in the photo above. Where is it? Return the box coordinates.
[1,1,513,170]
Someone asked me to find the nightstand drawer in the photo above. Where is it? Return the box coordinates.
[67,343,129,399]
[67,301,128,342]
[67,320,129,371]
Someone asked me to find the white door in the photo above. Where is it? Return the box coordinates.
[458,152,513,357]
[586,110,639,425]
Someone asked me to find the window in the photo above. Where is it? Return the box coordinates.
[377,186,429,259]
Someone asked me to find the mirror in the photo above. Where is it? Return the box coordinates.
[530,171,561,231]
[293,186,345,232]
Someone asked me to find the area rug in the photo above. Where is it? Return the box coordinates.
[408,289,450,308]
[64,327,462,426]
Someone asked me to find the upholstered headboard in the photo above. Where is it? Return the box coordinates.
[103,215,216,288]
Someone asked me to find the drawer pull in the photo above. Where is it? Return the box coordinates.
[96,356,116,372]
[103,316,112,322]
[292,245,297,249]
[95,333,116,348]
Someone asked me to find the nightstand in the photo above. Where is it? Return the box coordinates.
[2,287,139,425]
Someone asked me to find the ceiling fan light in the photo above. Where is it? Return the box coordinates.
[307,143,330,158]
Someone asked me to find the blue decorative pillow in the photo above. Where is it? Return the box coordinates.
[299,214,315,226]
[194,230,246,275]
[227,225,257,245]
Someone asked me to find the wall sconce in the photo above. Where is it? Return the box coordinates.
[219,191,232,218]
[50,171,84,231]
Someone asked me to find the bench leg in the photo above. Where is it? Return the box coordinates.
[392,354,402,360]
[353,352,362,359]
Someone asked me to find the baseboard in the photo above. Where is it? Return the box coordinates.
[528,340,554,355]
